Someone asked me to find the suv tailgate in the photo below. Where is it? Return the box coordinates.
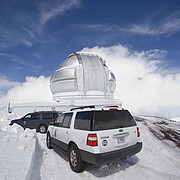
[96,126,138,153]
[93,110,138,153]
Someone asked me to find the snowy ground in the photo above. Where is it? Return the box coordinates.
[0,114,36,180]
[0,112,180,180]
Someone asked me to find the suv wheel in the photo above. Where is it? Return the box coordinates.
[39,124,47,133]
[47,132,53,149]
[69,144,84,172]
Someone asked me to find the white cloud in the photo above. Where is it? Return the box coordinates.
[0,25,35,49]
[23,28,35,39]
[127,24,157,35]
[0,53,39,69]
[0,77,21,97]
[144,49,167,59]
[80,45,180,117]
[75,12,180,37]
[127,19,180,36]
[75,24,115,32]
[0,76,52,105]
[0,77,21,89]
[20,39,33,47]
[121,12,180,36]
[39,0,81,31]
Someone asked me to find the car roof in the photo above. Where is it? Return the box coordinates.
[31,111,59,114]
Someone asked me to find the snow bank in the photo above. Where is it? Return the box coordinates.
[0,114,37,180]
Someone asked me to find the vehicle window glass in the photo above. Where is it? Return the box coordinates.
[42,113,52,119]
[62,113,73,128]
[53,113,58,119]
[24,114,31,119]
[94,110,136,131]
[74,111,93,131]
[31,113,40,120]
[56,114,65,126]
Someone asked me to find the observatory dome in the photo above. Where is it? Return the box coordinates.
[50,53,116,102]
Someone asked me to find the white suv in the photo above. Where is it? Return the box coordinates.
[46,106,142,172]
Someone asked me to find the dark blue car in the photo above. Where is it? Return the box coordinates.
[9,111,58,133]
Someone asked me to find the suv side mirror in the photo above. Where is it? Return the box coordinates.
[50,119,55,125]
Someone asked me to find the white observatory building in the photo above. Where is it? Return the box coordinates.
[50,52,121,107]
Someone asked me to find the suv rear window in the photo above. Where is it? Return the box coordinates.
[93,110,136,131]
[74,110,136,131]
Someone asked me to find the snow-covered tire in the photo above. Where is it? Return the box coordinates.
[69,144,84,172]
[39,124,47,133]
[46,132,53,149]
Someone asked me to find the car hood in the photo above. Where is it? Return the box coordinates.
[9,118,22,125]
[11,119,22,122]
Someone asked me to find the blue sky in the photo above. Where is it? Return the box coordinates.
[0,0,180,88]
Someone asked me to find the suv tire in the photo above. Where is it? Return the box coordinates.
[69,144,84,172]
[39,124,47,133]
[47,132,53,149]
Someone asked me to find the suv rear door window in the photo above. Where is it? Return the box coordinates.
[31,113,40,120]
[62,113,73,128]
[56,114,65,126]
[74,111,93,131]
[53,113,58,119]
[42,113,53,119]
[93,110,136,131]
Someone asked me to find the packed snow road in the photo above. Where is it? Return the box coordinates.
[29,118,180,180]
[0,114,180,180]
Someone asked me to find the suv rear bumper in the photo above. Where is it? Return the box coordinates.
[80,142,142,165]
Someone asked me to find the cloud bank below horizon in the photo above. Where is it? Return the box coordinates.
[0,44,180,118]
[0,76,52,105]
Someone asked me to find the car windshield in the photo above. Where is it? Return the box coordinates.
[24,114,31,119]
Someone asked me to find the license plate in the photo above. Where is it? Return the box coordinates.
[117,137,125,143]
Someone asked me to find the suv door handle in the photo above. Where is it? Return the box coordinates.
[66,131,69,134]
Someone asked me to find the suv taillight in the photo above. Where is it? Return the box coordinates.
[87,134,98,146]
[137,127,140,137]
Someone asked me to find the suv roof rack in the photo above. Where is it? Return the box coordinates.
[70,105,95,111]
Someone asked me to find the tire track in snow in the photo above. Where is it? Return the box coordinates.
[26,137,44,180]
